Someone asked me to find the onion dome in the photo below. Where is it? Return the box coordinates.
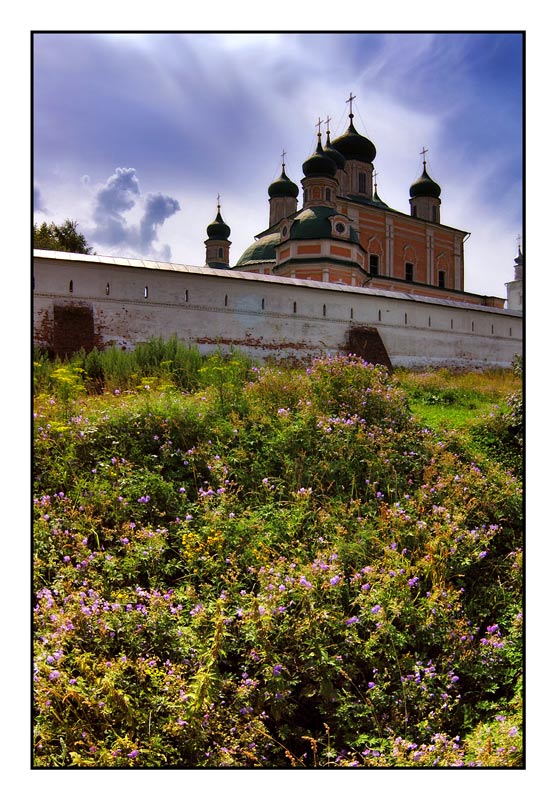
[206,204,231,240]
[409,165,441,199]
[331,117,376,164]
[268,165,299,199]
[302,134,337,179]
[324,131,346,171]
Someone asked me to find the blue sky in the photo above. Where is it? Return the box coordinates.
[33,32,523,297]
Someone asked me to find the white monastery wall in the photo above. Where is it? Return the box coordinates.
[33,252,522,369]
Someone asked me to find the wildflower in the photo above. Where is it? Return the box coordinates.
[346,616,359,626]
[371,604,381,614]
[127,749,139,758]
[272,664,283,676]
[329,575,341,586]
[367,681,376,689]
[408,577,419,588]
[479,551,488,559]
[48,670,60,680]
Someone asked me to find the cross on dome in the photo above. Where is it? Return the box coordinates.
[346,92,356,119]
[420,146,428,166]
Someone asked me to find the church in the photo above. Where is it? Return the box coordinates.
[33,95,522,369]
[204,94,518,312]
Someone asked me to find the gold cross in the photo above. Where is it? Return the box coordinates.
[324,115,332,134]
[346,92,356,116]
[281,149,287,168]
[315,116,323,135]
[420,146,428,165]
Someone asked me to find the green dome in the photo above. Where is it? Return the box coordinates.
[235,232,280,267]
[409,166,441,199]
[268,167,299,199]
[206,208,231,240]
[331,118,376,164]
[302,136,337,179]
[289,206,359,244]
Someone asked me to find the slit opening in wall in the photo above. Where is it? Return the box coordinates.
[472,321,475,332]
[225,294,228,307]
[69,280,73,293]
[404,312,408,325]
[293,301,297,314]
[378,310,381,322]
[322,304,327,317]
[144,286,149,299]
[261,298,265,310]
[428,316,431,327]
[185,289,189,303]
[450,319,453,329]
[105,283,110,296]
[350,308,354,320]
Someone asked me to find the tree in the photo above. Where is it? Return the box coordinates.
[33,219,93,255]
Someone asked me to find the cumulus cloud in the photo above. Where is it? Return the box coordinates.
[88,167,180,259]
[34,185,47,213]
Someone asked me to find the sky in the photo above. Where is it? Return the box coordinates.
[33,31,523,298]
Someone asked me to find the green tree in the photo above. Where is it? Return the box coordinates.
[33,219,93,254]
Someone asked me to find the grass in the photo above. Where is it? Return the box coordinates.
[32,346,523,767]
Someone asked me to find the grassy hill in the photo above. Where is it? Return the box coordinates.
[33,345,523,767]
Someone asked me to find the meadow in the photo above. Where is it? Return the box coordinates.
[33,340,523,767]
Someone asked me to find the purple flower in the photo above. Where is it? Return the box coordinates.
[408,577,419,588]
[346,616,359,626]
[371,604,381,614]
[272,664,283,676]
[127,749,139,758]
[329,575,341,586]
[48,670,60,680]
[367,681,376,689]
[479,551,488,559]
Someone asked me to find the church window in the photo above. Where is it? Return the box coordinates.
[69,280,73,293]
[411,206,417,217]
[282,225,288,237]
[438,270,445,288]
[358,173,366,193]
[325,188,331,201]
[405,262,414,282]
[335,222,346,235]
[369,254,379,277]
[218,247,223,259]
[432,206,438,222]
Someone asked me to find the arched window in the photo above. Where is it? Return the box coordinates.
[369,254,379,277]
[218,247,223,259]
[405,263,414,282]
[325,188,331,202]
[438,270,445,288]
[358,173,366,193]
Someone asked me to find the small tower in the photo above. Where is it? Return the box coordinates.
[409,148,442,223]
[205,198,232,269]
[268,152,299,227]
[330,93,376,199]
[301,119,338,209]
[506,240,523,312]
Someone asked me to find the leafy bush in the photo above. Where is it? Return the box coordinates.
[33,352,523,767]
